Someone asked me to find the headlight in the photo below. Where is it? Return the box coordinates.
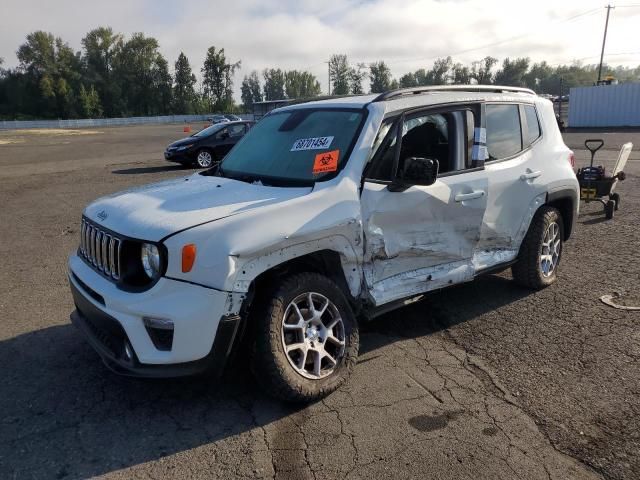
[141,243,161,279]
[177,144,193,151]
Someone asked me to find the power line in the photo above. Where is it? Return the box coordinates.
[548,51,640,67]
[350,6,601,67]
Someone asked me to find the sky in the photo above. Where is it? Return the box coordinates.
[1,0,639,97]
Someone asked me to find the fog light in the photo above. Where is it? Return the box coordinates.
[143,317,174,330]
[123,340,134,362]
[143,317,175,351]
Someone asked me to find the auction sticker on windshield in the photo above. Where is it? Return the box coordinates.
[313,150,339,174]
[291,136,334,151]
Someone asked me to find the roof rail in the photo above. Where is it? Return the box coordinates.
[372,85,536,102]
[288,93,373,106]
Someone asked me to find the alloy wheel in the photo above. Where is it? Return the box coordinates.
[196,150,213,168]
[540,221,561,277]
[281,292,346,379]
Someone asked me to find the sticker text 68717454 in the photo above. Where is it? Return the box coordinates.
[313,150,339,174]
[291,136,334,151]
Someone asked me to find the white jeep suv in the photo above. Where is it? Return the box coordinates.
[68,86,578,401]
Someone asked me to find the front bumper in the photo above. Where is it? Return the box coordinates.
[164,150,193,163]
[68,253,242,377]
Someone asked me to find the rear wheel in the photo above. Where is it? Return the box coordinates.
[195,149,215,168]
[512,206,563,289]
[610,193,620,211]
[251,272,359,402]
[605,199,615,219]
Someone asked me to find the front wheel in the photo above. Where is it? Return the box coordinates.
[251,272,359,402]
[512,206,563,289]
[195,149,215,168]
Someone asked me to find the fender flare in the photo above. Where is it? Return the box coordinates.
[546,188,578,240]
[229,234,364,298]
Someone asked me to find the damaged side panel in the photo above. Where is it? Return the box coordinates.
[361,170,488,306]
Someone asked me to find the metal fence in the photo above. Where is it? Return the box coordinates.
[0,114,255,130]
[569,83,640,128]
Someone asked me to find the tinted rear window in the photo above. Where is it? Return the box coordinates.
[523,105,541,147]
[486,104,522,160]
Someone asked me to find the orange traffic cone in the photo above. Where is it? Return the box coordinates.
[183,125,191,133]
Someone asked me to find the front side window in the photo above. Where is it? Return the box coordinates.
[228,124,246,137]
[486,104,522,160]
[219,108,364,184]
[366,108,476,181]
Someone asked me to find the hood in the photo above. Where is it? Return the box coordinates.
[167,136,200,148]
[84,174,313,241]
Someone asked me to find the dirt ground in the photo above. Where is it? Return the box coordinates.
[0,124,638,480]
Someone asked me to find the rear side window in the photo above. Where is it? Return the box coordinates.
[486,104,522,160]
[522,105,541,147]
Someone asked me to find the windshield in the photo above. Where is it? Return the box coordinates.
[192,124,226,138]
[219,108,365,184]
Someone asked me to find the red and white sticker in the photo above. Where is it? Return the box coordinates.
[312,150,339,174]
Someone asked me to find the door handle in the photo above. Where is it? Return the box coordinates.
[455,190,485,202]
[520,170,542,181]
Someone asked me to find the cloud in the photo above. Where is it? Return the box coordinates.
[1,0,638,99]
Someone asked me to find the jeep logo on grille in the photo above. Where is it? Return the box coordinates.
[97,210,108,221]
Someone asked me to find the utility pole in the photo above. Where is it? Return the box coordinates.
[597,4,615,84]
[325,61,331,96]
[558,76,564,126]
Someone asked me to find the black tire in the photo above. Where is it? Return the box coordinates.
[605,200,615,219]
[194,148,216,168]
[512,206,564,289]
[251,272,359,402]
[610,193,620,211]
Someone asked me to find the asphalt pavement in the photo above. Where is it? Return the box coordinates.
[0,125,638,479]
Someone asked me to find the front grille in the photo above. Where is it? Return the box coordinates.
[79,219,122,280]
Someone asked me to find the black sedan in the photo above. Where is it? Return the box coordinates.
[164,121,254,168]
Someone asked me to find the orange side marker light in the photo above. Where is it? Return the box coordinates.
[182,244,197,272]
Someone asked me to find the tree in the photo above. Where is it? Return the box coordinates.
[349,63,367,94]
[471,56,497,85]
[173,52,197,114]
[451,63,471,84]
[494,57,530,86]
[523,61,553,92]
[111,33,167,115]
[79,84,103,117]
[201,46,240,112]
[17,31,83,118]
[399,72,418,88]
[241,71,262,109]
[369,61,393,93]
[152,55,173,114]
[284,70,321,98]
[263,68,285,100]
[426,56,452,85]
[328,54,350,95]
[81,27,123,116]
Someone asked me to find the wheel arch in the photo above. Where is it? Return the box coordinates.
[228,249,363,368]
[546,188,577,241]
[249,249,360,310]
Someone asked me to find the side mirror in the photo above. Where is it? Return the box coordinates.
[389,157,439,191]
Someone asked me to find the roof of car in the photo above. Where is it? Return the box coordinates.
[277,86,540,115]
